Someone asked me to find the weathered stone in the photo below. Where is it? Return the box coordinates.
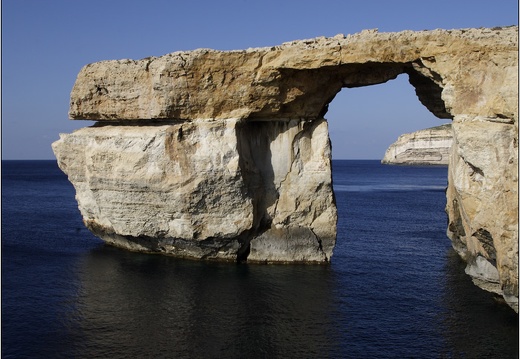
[446,117,518,311]
[239,119,336,263]
[53,120,252,259]
[54,26,518,311]
[53,118,336,262]
[382,124,452,165]
[69,27,517,123]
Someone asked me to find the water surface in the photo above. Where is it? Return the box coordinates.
[2,160,518,358]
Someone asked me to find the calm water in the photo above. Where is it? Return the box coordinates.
[2,160,518,358]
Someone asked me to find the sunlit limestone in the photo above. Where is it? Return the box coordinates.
[382,124,452,165]
[53,118,336,262]
[54,26,518,312]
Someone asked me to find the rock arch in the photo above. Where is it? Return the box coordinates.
[53,26,518,311]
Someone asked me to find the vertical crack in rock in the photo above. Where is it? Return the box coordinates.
[472,228,497,265]
[309,227,328,262]
[177,53,191,114]
[235,120,278,262]
[235,118,336,263]
[143,56,155,72]
[447,197,468,257]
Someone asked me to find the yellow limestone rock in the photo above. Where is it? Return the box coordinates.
[54,26,518,311]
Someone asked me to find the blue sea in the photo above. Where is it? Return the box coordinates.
[2,160,518,358]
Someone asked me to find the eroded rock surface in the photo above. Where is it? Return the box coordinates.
[382,124,452,165]
[53,119,336,263]
[447,117,518,311]
[54,26,518,311]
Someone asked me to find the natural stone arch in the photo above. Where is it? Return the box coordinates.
[265,61,453,125]
[54,26,518,311]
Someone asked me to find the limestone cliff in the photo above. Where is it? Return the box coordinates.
[53,26,518,311]
[54,119,336,263]
[382,124,452,165]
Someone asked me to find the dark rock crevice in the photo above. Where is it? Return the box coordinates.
[405,61,452,120]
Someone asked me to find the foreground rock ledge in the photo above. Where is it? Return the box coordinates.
[53,26,518,312]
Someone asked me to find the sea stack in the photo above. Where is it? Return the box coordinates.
[53,26,518,312]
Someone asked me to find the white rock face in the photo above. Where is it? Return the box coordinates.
[242,119,337,262]
[382,124,452,165]
[53,119,336,262]
[446,116,518,311]
[53,120,253,259]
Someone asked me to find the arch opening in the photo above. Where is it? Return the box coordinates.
[323,72,456,307]
[325,73,451,160]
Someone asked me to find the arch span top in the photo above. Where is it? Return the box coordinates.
[69,26,518,122]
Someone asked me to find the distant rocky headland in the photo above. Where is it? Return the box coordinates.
[53,26,518,312]
[382,124,452,165]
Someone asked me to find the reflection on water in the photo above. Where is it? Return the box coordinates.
[73,247,342,358]
[440,250,519,358]
[64,243,519,359]
[2,160,518,358]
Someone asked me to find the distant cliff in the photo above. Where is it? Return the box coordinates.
[382,124,452,165]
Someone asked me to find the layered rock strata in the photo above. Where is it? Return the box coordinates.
[54,119,336,263]
[53,26,518,311]
[382,124,452,165]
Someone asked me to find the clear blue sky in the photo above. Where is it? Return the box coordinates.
[2,0,518,159]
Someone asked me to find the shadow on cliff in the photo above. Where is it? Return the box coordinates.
[235,120,299,261]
